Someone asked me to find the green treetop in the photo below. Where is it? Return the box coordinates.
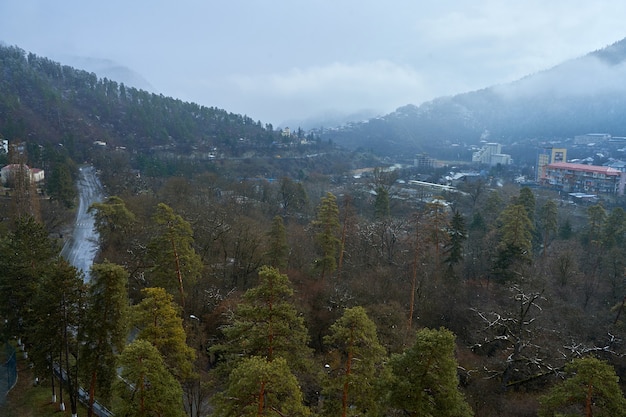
[80,261,129,417]
[539,356,626,417]
[313,192,341,281]
[322,306,388,417]
[146,203,203,309]
[114,339,184,417]
[213,356,310,417]
[387,327,473,417]
[132,287,196,380]
[215,265,312,374]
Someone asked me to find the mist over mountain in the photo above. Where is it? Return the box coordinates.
[57,55,155,92]
[321,38,626,156]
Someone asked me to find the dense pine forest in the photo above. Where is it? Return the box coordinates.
[3,44,626,417]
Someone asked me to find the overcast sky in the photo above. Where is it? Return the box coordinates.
[1,1,625,127]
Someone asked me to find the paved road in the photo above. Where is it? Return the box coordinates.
[60,165,104,282]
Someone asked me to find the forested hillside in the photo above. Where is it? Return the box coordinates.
[322,38,626,156]
[0,44,324,163]
[2,44,626,417]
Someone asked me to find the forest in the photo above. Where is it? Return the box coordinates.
[2,45,626,417]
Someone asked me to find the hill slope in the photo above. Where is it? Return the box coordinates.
[321,38,626,156]
[0,45,282,161]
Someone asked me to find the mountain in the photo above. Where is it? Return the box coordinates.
[0,44,288,164]
[321,38,626,156]
[55,55,155,92]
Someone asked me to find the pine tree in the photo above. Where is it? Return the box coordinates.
[492,203,534,280]
[88,195,136,250]
[538,199,558,257]
[264,215,288,270]
[213,356,310,417]
[444,210,467,275]
[114,339,184,417]
[387,327,473,417]
[322,306,388,417]
[0,215,57,341]
[313,192,340,281]
[132,287,196,380]
[539,356,626,417]
[80,261,129,417]
[215,266,311,374]
[373,186,390,219]
[30,258,85,415]
[146,203,203,309]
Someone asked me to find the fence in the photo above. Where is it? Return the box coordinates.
[0,343,17,405]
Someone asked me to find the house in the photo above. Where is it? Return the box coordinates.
[0,164,45,185]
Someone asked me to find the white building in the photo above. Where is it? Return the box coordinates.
[472,143,512,166]
[1,164,45,185]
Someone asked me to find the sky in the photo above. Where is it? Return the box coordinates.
[1,1,626,127]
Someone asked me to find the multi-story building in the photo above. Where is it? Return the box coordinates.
[536,147,567,181]
[414,153,435,169]
[472,143,512,166]
[541,162,625,196]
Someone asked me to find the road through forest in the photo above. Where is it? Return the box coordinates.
[60,165,104,282]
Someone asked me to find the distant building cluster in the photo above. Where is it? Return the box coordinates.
[472,142,512,166]
[536,147,567,181]
[537,140,626,197]
[541,162,625,196]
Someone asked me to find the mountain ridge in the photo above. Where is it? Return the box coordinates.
[320,37,626,156]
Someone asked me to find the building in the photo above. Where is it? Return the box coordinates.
[541,162,625,196]
[414,153,435,168]
[574,133,611,145]
[0,164,45,185]
[472,142,512,166]
[536,147,567,181]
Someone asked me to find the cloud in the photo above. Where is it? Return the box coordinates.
[495,56,626,100]
[225,60,427,121]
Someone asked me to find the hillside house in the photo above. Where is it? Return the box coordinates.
[1,164,45,185]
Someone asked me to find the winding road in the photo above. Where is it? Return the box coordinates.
[60,165,104,282]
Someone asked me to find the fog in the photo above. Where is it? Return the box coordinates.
[2,1,626,127]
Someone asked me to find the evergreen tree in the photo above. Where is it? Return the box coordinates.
[387,327,473,417]
[373,186,390,219]
[80,261,129,417]
[215,265,311,374]
[114,339,184,417]
[584,203,607,246]
[46,161,77,208]
[88,195,136,250]
[538,199,558,257]
[30,258,85,415]
[602,207,626,249]
[132,287,196,380]
[313,192,341,281]
[514,186,536,222]
[492,204,534,280]
[444,209,467,274]
[0,216,57,341]
[322,306,388,417]
[213,356,310,417]
[539,356,626,417]
[146,203,203,309]
[264,215,288,270]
